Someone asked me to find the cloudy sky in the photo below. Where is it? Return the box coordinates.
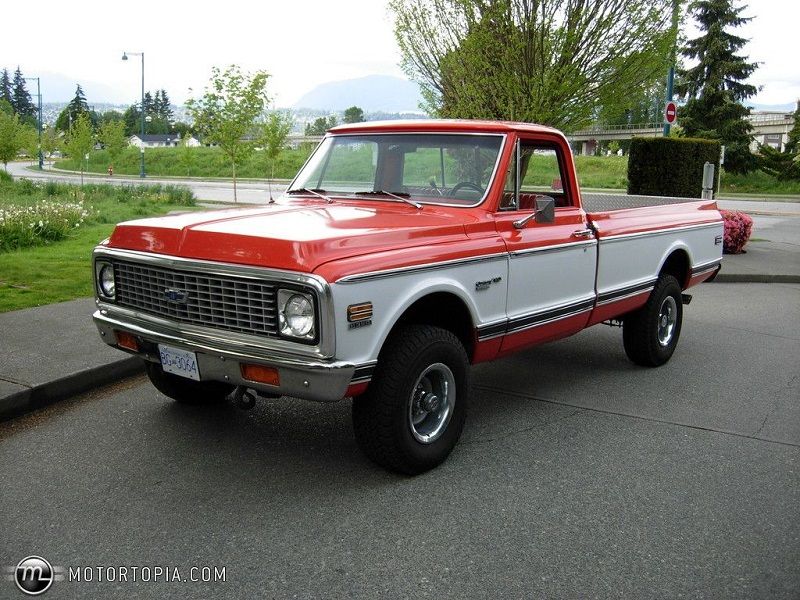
[1,0,797,108]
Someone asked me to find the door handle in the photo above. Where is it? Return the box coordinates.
[572,229,594,238]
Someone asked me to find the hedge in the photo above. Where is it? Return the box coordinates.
[627,137,721,198]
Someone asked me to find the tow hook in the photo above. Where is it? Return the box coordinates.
[232,386,257,410]
[681,294,693,305]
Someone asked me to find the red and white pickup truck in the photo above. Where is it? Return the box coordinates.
[93,120,723,474]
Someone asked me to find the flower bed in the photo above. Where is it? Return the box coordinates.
[720,210,753,254]
[0,200,90,251]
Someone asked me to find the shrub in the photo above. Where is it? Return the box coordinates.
[720,210,753,254]
[0,200,90,251]
[628,137,721,198]
[0,169,12,184]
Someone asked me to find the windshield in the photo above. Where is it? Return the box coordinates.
[289,133,504,206]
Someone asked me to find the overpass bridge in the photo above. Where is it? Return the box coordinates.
[566,109,797,155]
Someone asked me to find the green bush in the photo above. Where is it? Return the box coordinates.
[0,169,12,184]
[627,137,721,198]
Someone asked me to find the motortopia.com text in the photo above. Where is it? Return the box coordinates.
[68,565,226,583]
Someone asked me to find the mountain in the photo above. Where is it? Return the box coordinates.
[293,75,423,113]
[29,71,127,104]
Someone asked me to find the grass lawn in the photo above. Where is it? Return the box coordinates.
[0,177,199,312]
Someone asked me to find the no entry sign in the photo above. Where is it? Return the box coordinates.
[664,101,678,125]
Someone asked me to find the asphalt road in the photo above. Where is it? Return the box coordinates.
[1,282,798,599]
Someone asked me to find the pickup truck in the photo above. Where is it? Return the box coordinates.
[92,120,723,474]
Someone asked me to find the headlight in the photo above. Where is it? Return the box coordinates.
[97,262,115,298]
[278,290,315,340]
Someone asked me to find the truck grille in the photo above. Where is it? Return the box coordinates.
[113,260,279,337]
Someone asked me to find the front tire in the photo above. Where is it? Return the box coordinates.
[622,275,683,367]
[352,325,469,475]
[145,361,234,404]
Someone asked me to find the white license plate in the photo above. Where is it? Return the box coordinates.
[158,344,200,381]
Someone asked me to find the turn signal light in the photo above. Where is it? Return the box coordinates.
[240,364,280,387]
[115,331,139,352]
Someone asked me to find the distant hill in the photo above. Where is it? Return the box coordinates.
[294,75,423,112]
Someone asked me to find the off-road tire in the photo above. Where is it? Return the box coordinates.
[622,275,683,367]
[352,325,469,475]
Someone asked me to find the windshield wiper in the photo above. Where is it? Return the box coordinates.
[355,190,422,209]
[286,187,334,203]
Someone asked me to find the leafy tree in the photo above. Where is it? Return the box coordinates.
[65,113,95,184]
[41,126,62,166]
[759,102,800,181]
[390,0,674,131]
[187,65,271,202]
[0,111,29,168]
[56,85,91,132]
[0,98,12,116]
[343,106,365,124]
[675,0,759,174]
[98,120,128,167]
[101,110,124,124]
[178,134,196,177]
[11,67,36,119]
[304,115,337,136]
[260,111,293,180]
[0,69,12,108]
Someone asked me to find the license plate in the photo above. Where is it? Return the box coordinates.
[158,344,200,381]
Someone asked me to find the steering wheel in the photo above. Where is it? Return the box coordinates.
[450,181,484,196]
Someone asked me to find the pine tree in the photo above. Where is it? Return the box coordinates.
[11,67,36,118]
[0,69,12,108]
[675,0,759,174]
[55,85,91,132]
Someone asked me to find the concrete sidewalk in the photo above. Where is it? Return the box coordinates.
[1,212,798,422]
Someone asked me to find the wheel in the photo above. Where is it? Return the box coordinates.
[144,360,235,404]
[622,275,683,367]
[449,181,484,197]
[352,325,470,475]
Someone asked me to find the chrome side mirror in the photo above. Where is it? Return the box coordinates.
[513,195,556,229]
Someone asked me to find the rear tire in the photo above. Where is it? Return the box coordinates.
[352,325,469,475]
[145,361,234,404]
[622,275,683,367]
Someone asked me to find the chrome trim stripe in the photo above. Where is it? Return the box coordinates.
[691,259,722,275]
[351,363,377,384]
[336,252,509,284]
[597,279,658,306]
[509,239,597,258]
[287,131,508,209]
[598,222,721,244]
[506,297,596,334]
[476,321,508,341]
[93,247,336,359]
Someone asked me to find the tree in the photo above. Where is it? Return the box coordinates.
[260,111,293,180]
[0,111,29,169]
[99,120,128,167]
[11,67,36,119]
[0,69,12,108]
[178,134,196,177]
[187,65,271,202]
[675,0,759,174]
[343,106,365,124]
[56,85,91,132]
[304,115,337,136]
[390,0,674,131]
[41,126,62,167]
[759,101,800,181]
[65,113,95,184]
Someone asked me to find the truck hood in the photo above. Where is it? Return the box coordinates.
[107,200,472,272]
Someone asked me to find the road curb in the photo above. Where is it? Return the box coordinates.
[0,357,144,422]
[713,273,800,284]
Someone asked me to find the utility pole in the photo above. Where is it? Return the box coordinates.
[25,77,43,169]
[663,0,681,137]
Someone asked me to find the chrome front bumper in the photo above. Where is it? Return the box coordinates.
[93,308,355,402]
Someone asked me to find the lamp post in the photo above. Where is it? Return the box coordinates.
[122,51,146,178]
[25,77,43,170]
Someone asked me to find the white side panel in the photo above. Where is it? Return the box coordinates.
[329,256,509,365]
[596,223,723,299]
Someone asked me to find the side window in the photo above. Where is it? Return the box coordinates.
[500,141,570,211]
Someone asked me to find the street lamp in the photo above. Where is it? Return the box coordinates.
[121,51,146,178]
[25,77,43,170]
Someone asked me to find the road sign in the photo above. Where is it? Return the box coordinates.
[664,101,677,125]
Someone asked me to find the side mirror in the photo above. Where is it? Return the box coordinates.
[534,196,555,223]
[513,195,556,229]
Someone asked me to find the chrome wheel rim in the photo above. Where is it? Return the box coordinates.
[657,296,678,347]
[408,363,455,444]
